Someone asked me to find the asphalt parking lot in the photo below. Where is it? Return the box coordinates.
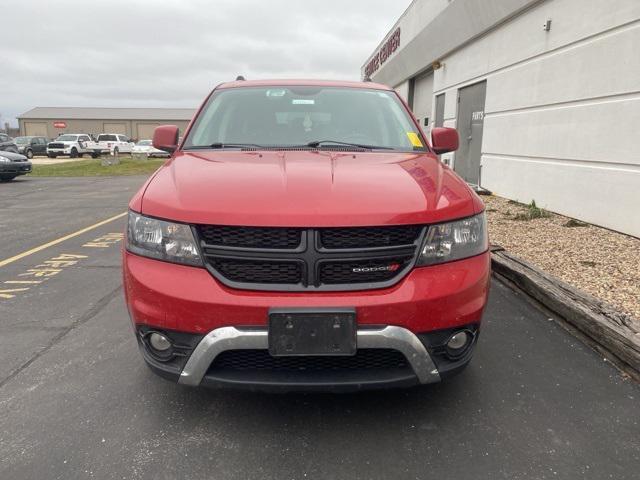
[1,175,639,480]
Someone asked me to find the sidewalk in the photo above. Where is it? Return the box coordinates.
[31,156,86,165]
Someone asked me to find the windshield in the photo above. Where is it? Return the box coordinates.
[98,134,118,142]
[137,140,152,146]
[184,86,427,151]
[14,137,31,144]
[57,135,78,141]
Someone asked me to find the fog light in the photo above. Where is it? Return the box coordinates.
[149,332,172,352]
[446,330,472,356]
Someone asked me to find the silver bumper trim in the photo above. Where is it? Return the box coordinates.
[178,325,440,386]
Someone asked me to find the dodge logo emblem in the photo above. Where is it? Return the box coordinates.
[352,263,401,273]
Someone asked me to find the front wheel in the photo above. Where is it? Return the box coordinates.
[0,174,17,182]
[70,148,78,158]
[25,149,34,159]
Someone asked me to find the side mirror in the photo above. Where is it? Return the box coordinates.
[153,125,179,153]
[431,127,459,155]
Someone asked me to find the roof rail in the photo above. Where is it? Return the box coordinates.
[236,75,246,81]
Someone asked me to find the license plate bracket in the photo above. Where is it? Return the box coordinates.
[268,308,356,356]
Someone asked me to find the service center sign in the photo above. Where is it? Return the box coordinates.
[364,27,401,78]
[53,121,67,128]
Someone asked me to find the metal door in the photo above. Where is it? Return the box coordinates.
[434,93,445,128]
[455,81,486,185]
[137,123,161,140]
[24,122,47,136]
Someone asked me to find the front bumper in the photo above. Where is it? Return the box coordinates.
[124,250,489,390]
[137,324,479,391]
[0,161,32,175]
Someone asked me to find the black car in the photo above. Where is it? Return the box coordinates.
[0,133,18,153]
[0,150,32,181]
[14,136,48,159]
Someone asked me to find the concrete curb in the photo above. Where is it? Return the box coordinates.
[490,246,640,381]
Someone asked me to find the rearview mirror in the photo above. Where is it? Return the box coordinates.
[153,125,179,153]
[431,127,459,155]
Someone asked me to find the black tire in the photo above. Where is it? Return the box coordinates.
[47,153,57,158]
[25,149,34,159]
[70,148,78,158]
[91,152,100,159]
[0,174,17,182]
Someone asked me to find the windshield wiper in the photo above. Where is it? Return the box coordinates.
[185,143,265,150]
[306,140,394,150]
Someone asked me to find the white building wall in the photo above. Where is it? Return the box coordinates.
[433,0,640,237]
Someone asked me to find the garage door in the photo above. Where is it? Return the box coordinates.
[136,124,160,141]
[412,72,434,129]
[24,122,48,136]
[103,123,127,135]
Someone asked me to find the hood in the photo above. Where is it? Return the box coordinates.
[139,150,476,227]
[0,151,27,161]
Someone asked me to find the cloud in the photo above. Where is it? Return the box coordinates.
[0,0,410,126]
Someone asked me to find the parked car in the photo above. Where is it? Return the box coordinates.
[0,133,19,153]
[86,134,135,157]
[124,79,489,392]
[0,150,32,181]
[47,134,92,158]
[131,139,169,158]
[14,136,48,159]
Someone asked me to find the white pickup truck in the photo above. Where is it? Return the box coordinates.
[47,134,93,158]
[86,134,135,157]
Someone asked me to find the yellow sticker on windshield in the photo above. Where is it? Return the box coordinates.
[407,132,423,147]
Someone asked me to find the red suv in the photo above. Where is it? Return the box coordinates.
[123,79,490,391]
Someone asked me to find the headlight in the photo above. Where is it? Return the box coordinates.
[417,213,488,266]
[126,211,202,266]
[0,155,9,163]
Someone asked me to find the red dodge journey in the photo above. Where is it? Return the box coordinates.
[123,79,490,391]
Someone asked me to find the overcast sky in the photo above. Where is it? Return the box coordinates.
[0,0,411,127]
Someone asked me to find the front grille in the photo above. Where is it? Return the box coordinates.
[209,258,302,284]
[48,143,65,149]
[319,257,414,284]
[198,225,424,291]
[320,226,421,249]
[199,225,302,249]
[210,349,408,372]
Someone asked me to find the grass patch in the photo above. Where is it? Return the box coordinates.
[512,200,551,221]
[31,157,166,177]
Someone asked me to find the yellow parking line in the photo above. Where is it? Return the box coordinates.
[0,212,127,268]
